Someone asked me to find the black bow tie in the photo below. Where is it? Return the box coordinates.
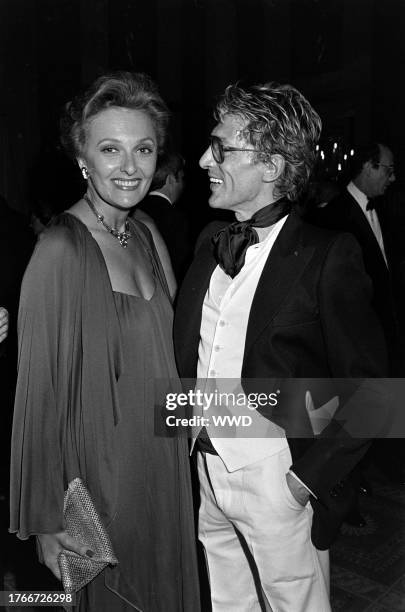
[212,199,291,278]
[366,200,375,211]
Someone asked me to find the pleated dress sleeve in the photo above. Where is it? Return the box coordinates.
[10,214,123,540]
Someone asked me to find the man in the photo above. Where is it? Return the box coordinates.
[135,150,192,281]
[311,144,405,488]
[312,143,398,370]
[174,83,388,611]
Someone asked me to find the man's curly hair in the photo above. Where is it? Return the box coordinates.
[215,82,322,202]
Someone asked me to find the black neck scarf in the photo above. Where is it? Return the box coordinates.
[212,198,292,278]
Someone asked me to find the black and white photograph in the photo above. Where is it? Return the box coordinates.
[1,1,405,610]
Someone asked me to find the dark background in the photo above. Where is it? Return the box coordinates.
[0,0,404,224]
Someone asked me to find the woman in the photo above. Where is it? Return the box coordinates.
[10,72,199,611]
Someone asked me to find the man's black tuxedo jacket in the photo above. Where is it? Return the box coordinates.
[174,211,388,549]
[309,189,398,370]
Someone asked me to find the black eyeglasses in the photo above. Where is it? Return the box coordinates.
[210,135,260,164]
[377,163,395,177]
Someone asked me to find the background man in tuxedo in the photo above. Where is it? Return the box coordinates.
[174,83,388,611]
[311,143,398,371]
[310,144,404,489]
[135,150,192,282]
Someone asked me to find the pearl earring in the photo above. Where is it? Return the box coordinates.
[81,167,89,180]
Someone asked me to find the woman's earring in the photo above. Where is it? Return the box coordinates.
[81,167,89,180]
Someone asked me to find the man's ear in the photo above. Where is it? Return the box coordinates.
[166,174,175,188]
[263,154,285,183]
[363,160,374,176]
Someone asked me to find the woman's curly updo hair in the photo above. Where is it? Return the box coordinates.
[215,82,322,202]
[60,71,170,160]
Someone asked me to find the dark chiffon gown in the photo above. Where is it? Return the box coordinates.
[9,214,200,611]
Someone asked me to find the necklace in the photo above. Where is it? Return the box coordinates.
[84,194,132,248]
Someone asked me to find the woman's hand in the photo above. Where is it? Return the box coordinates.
[37,531,94,581]
[0,307,9,343]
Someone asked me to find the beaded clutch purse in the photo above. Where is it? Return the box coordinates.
[58,478,118,594]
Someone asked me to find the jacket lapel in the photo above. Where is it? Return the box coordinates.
[244,213,315,361]
[174,238,217,377]
[187,240,218,316]
[346,193,388,272]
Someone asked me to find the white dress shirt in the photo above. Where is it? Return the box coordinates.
[194,215,289,472]
[347,181,387,265]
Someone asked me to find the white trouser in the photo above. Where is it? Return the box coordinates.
[197,448,331,612]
